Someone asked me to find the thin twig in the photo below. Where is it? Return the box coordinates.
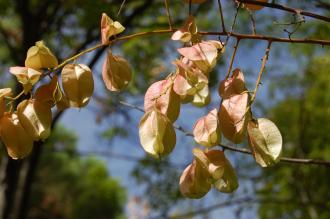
[249,10,257,35]
[237,0,330,23]
[225,38,241,79]
[250,41,272,103]
[164,0,173,30]
[117,100,330,167]
[117,0,127,17]
[225,2,241,45]
[217,0,226,32]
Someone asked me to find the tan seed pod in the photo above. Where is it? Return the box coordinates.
[61,64,94,108]
[25,41,58,69]
[100,13,125,45]
[0,88,12,117]
[0,113,34,159]
[10,67,42,94]
[102,51,132,91]
[17,99,52,141]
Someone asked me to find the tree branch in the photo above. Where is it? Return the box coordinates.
[117,100,330,167]
[237,0,330,23]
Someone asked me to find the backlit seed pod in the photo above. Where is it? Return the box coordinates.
[139,110,176,158]
[179,160,211,199]
[10,67,42,93]
[212,154,239,193]
[25,41,58,69]
[0,113,34,159]
[61,64,94,108]
[218,68,246,98]
[17,99,52,141]
[219,93,250,144]
[242,0,268,11]
[100,13,125,45]
[193,108,221,147]
[247,118,282,167]
[0,88,12,117]
[171,16,198,43]
[177,41,224,74]
[192,85,210,107]
[144,78,180,122]
[34,76,58,107]
[102,51,132,91]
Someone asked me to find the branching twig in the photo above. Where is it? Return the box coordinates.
[225,2,241,45]
[117,100,330,167]
[225,38,241,79]
[237,0,330,23]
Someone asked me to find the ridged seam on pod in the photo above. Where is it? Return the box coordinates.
[139,110,176,158]
[25,41,58,69]
[61,64,94,108]
[17,99,52,141]
[0,113,34,159]
[102,51,132,91]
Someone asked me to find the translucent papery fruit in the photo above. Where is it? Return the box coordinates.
[212,154,239,193]
[219,68,246,99]
[102,51,132,91]
[0,113,34,159]
[192,85,210,107]
[0,88,12,117]
[9,67,42,93]
[243,0,268,11]
[171,15,197,43]
[247,118,283,167]
[25,41,58,69]
[179,160,212,199]
[139,110,176,158]
[177,41,224,73]
[17,99,52,141]
[193,108,221,147]
[61,64,94,108]
[183,0,207,3]
[219,93,250,144]
[144,79,180,122]
[34,76,58,107]
[100,13,125,45]
[173,59,208,97]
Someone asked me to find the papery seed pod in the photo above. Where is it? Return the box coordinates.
[219,93,250,144]
[144,78,180,122]
[192,85,210,107]
[101,13,125,45]
[0,88,12,117]
[204,150,226,181]
[139,110,176,158]
[240,0,268,11]
[179,160,211,199]
[17,99,52,141]
[0,113,34,159]
[177,41,224,74]
[25,41,58,69]
[34,76,58,107]
[102,51,132,91]
[10,67,42,94]
[61,64,94,108]
[171,16,198,43]
[193,108,221,147]
[173,59,208,98]
[247,118,282,167]
[212,155,239,193]
[219,68,246,98]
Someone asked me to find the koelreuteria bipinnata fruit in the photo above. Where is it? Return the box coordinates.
[25,41,58,69]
